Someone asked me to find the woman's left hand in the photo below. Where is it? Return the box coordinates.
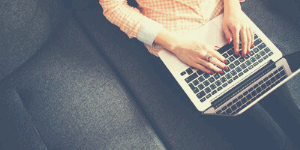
[222,0,254,58]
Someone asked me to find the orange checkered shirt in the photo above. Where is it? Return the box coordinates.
[99,0,244,56]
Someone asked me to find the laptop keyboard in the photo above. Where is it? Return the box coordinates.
[216,66,287,115]
[181,34,274,103]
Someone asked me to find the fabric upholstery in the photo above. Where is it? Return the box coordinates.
[0,0,69,81]
[0,18,165,150]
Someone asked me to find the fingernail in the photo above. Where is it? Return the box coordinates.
[223,60,227,63]
[224,66,228,70]
[251,44,254,48]
[215,46,219,48]
[243,54,246,58]
[219,70,223,74]
[227,38,231,44]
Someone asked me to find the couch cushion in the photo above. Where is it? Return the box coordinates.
[0,18,165,150]
[0,0,70,81]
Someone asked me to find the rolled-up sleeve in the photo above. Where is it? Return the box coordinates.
[99,0,163,46]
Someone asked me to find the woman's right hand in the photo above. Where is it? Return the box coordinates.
[170,36,228,74]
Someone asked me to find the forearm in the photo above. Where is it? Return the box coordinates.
[223,0,242,13]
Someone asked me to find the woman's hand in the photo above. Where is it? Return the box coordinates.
[171,36,228,74]
[223,0,254,58]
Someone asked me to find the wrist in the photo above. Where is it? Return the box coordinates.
[154,28,180,54]
[224,0,241,13]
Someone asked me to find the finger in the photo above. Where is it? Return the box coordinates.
[223,25,233,44]
[246,27,252,53]
[207,48,227,64]
[232,26,240,56]
[191,63,214,74]
[248,27,254,49]
[197,57,223,73]
[240,27,248,57]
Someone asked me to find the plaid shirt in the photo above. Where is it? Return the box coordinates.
[99,0,244,56]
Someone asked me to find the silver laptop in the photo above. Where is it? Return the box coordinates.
[158,13,300,116]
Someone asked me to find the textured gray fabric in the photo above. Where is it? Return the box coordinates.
[0,90,48,150]
[74,5,297,150]
[0,0,68,81]
[0,18,165,150]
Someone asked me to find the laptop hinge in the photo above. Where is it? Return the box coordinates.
[211,60,276,109]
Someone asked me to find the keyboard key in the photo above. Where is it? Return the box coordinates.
[212,90,217,95]
[238,95,243,99]
[216,110,222,114]
[258,59,263,63]
[259,81,263,85]
[249,51,255,56]
[200,98,206,102]
[255,54,261,59]
[215,80,222,86]
[248,65,254,70]
[225,74,232,79]
[233,75,238,80]
[254,38,262,46]
[203,80,210,86]
[222,83,228,87]
[259,51,266,56]
[234,60,240,66]
[185,73,198,83]
[241,98,247,104]
[268,52,274,56]
[198,84,205,90]
[227,102,233,107]
[231,70,237,76]
[229,56,235,62]
[263,77,269,82]
[229,64,235,69]
[279,66,284,71]
[271,77,276,83]
[210,84,217,90]
[268,73,273,78]
[206,94,212,99]
[214,74,220,80]
[198,76,205,82]
[250,57,256,63]
[222,106,227,111]
[197,91,206,99]
[205,87,211,93]
[197,70,204,75]
[241,63,247,69]
[266,80,271,86]
[233,99,238,103]
[231,104,238,111]
[254,34,258,39]
[238,72,244,77]
[224,68,231,73]
[193,80,199,86]
[263,55,269,60]
[253,62,259,66]
[280,70,285,76]
[181,71,186,76]
[243,69,249,73]
[228,50,234,55]
[275,73,281,80]
[245,60,251,66]
[220,71,226,76]
[256,87,262,93]
[261,83,267,89]
[235,66,242,72]
[253,47,259,53]
[217,87,223,91]
[228,79,233,84]
[226,108,232,114]
[203,73,210,79]
[249,87,254,92]
[264,47,270,53]
[253,84,258,89]
[246,94,252,100]
[245,54,250,59]
[236,101,242,107]
[258,43,266,50]
[239,57,245,63]
[208,77,215,83]
[220,77,227,83]
[243,91,248,96]
[223,53,229,58]
[186,68,193,75]
[189,83,199,94]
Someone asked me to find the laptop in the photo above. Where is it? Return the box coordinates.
[158,13,300,116]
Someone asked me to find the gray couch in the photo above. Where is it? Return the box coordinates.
[0,0,300,149]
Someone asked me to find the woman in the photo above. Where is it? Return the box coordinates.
[99,0,300,149]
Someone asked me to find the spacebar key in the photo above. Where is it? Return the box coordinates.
[185,73,198,83]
